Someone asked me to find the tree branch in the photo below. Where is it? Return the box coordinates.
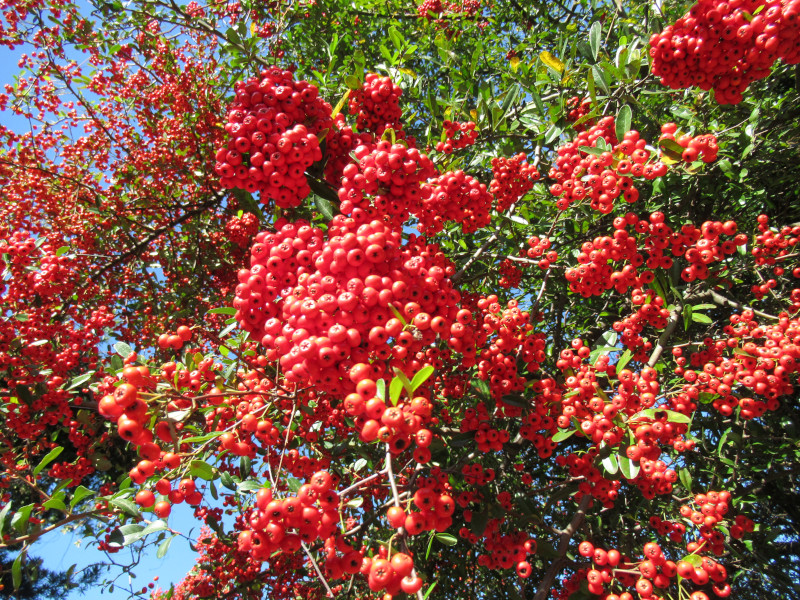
[533,494,592,600]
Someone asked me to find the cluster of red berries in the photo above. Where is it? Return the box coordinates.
[236,473,340,561]
[472,522,537,577]
[548,117,668,213]
[650,0,800,104]
[234,216,477,401]
[156,325,192,350]
[224,212,260,247]
[419,170,492,235]
[659,122,719,163]
[348,74,404,136]
[576,539,732,600]
[565,230,645,298]
[475,297,547,405]
[338,141,437,228]
[360,546,423,595]
[461,402,509,451]
[649,515,688,543]
[613,289,671,360]
[498,259,521,288]
[346,373,436,458]
[525,236,558,269]
[134,477,202,518]
[215,67,331,207]
[671,220,747,282]
[490,153,540,212]
[676,309,800,418]
[435,119,477,153]
[417,0,482,19]
[517,378,561,458]
[323,116,374,185]
[753,214,800,270]
[565,96,594,131]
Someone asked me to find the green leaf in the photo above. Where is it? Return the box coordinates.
[43,495,67,512]
[109,497,141,519]
[681,553,703,567]
[470,509,489,536]
[616,349,633,372]
[389,376,403,406]
[344,74,362,90]
[12,552,23,589]
[56,246,69,256]
[207,307,237,315]
[579,145,604,156]
[11,504,34,533]
[0,501,12,538]
[157,534,176,559]
[180,431,225,444]
[691,313,713,324]
[679,469,692,492]
[388,25,404,51]
[409,365,434,394]
[287,477,302,493]
[552,429,577,443]
[190,460,215,481]
[220,471,237,491]
[69,486,94,509]
[601,453,619,475]
[434,532,458,546]
[618,455,640,479]
[313,194,337,221]
[376,378,386,401]
[423,581,438,600]
[589,21,602,61]
[665,410,692,424]
[67,372,93,390]
[472,379,490,398]
[114,342,134,358]
[616,105,632,141]
[33,446,64,476]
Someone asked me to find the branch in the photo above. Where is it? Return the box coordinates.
[301,541,334,598]
[704,288,778,321]
[647,301,683,367]
[533,494,592,600]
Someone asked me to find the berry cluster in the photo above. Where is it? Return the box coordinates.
[215,67,331,207]
[575,538,733,600]
[475,297,547,406]
[236,473,340,561]
[676,309,800,418]
[323,116,374,185]
[348,74,404,136]
[565,96,594,131]
[498,259,521,288]
[526,236,558,270]
[490,153,540,212]
[565,229,645,298]
[224,212,260,247]
[659,122,719,163]
[650,0,800,104]
[670,220,747,282]
[156,325,192,350]
[234,216,477,400]
[435,119,478,153]
[419,170,493,235]
[548,117,668,212]
[613,289,671,360]
[338,142,437,227]
[753,214,800,270]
